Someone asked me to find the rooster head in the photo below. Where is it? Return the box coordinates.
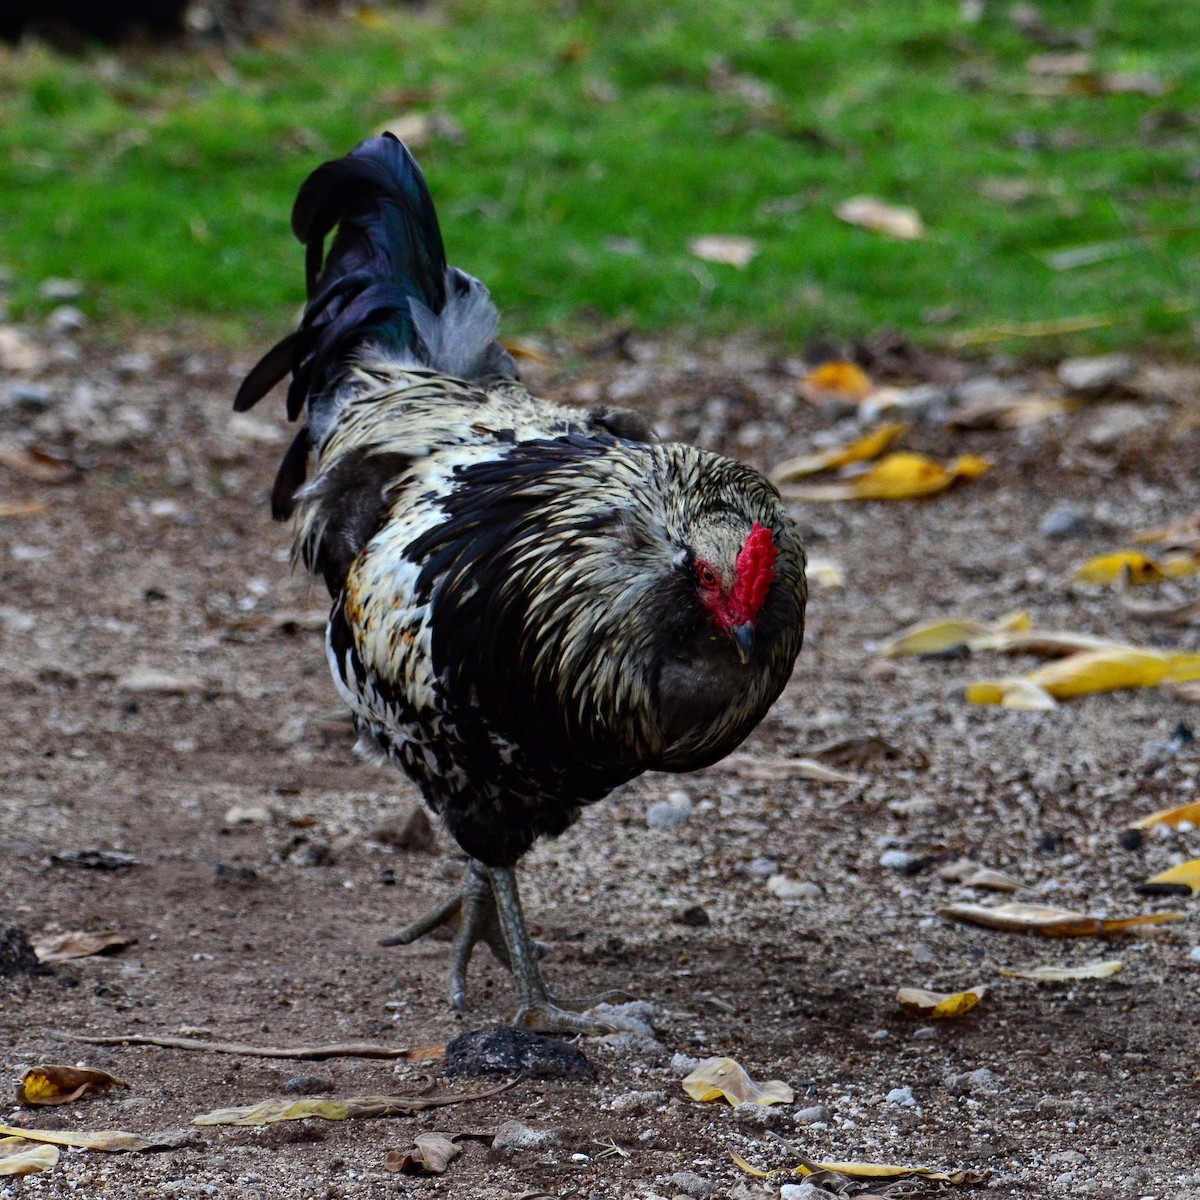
[690,521,778,663]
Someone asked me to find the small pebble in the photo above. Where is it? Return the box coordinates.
[46,305,87,335]
[912,1027,936,1041]
[886,1085,916,1106]
[647,792,693,830]
[1188,947,1200,963]
[1040,505,1090,539]
[879,849,915,871]
[1057,353,1135,396]
[792,1104,831,1125]
[609,1089,665,1115]
[779,1184,824,1200]
[38,277,84,300]
[663,1170,714,1199]
[743,856,780,878]
[674,903,711,927]
[766,874,820,901]
[492,1121,562,1151]
[942,1067,999,1096]
[868,1029,890,1041]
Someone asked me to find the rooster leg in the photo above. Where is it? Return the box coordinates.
[383,861,512,1011]
[487,867,624,1035]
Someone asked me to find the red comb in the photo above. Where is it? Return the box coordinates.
[731,523,777,624]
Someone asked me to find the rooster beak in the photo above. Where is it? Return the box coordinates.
[730,622,755,664]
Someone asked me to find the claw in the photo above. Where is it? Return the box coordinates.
[383,858,631,1033]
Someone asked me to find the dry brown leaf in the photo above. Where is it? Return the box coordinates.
[771,421,907,482]
[63,1031,445,1062]
[0,1137,59,1177]
[0,500,47,518]
[999,959,1124,983]
[384,1132,461,1174]
[681,1057,793,1108]
[948,395,1074,430]
[32,931,133,963]
[688,235,758,268]
[835,195,925,240]
[18,1066,126,1106]
[940,901,1185,937]
[0,444,78,485]
[897,985,988,1018]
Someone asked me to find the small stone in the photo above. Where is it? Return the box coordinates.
[886,1085,917,1107]
[869,1029,890,1041]
[224,804,271,827]
[779,1185,824,1200]
[663,1170,714,1199]
[1188,946,1200,963]
[743,856,780,878]
[609,1089,666,1115]
[671,1051,702,1073]
[912,1027,936,1041]
[792,1104,831,1125]
[1040,505,1090,539]
[879,849,915,871]
[1057,353,1135,396]
[492,1120,562,1151]
[942,1067,999,1096]
[291,842,334,868]
[282,1074,332,1095]
[39,277,84,301]
[5,383,55,409]
[446,1026,596,1081]
[213,863,259,886]
[766,874,820,900]
[647,791,693,830]
[46,304,87,335]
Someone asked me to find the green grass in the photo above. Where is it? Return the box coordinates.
[2,0,1199,353]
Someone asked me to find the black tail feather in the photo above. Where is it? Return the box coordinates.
[234,133,449,420]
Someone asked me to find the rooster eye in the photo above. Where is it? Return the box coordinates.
[696,564,719,589]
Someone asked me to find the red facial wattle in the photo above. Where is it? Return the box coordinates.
[695,523,778,638]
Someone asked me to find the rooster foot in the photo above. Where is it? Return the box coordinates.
[384,860,624,1034]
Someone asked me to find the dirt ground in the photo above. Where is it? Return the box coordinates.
[2,325,1199,1200]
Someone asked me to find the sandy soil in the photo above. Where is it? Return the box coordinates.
[2,328,1199,1199]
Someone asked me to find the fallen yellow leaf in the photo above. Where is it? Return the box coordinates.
[730,1150,972,1184]
[1029,648,1175,697]
[783,452,991,502]
[1130,801,1200,831]
[965,678,1058,709]
[681,1057,793,1108]
[1072,551,1167,586]
[18,1066,126,1106]
[897,985,988,1018]
[999,959,1124,982]
[0,1125,180,1153]
[940,902,1184,937]
[771,421,907,481]
[1143,859,1200,894]
[0,1137,59,1177]
[882,611,1029,657]
[800,360,873,402]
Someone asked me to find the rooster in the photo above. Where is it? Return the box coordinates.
[235,134,806,1032]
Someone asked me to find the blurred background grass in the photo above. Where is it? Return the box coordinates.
[1,0,1198,353]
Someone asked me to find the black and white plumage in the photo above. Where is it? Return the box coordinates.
[236,134,807,1030]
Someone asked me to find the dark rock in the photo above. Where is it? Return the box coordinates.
[213,862,260,886]
[0,927,40,977]
[444,1026,596,1082]
[282,1074,333,1095]
[1119,828,1144,852]
[48,849,139,870]
[674,904,711,927]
